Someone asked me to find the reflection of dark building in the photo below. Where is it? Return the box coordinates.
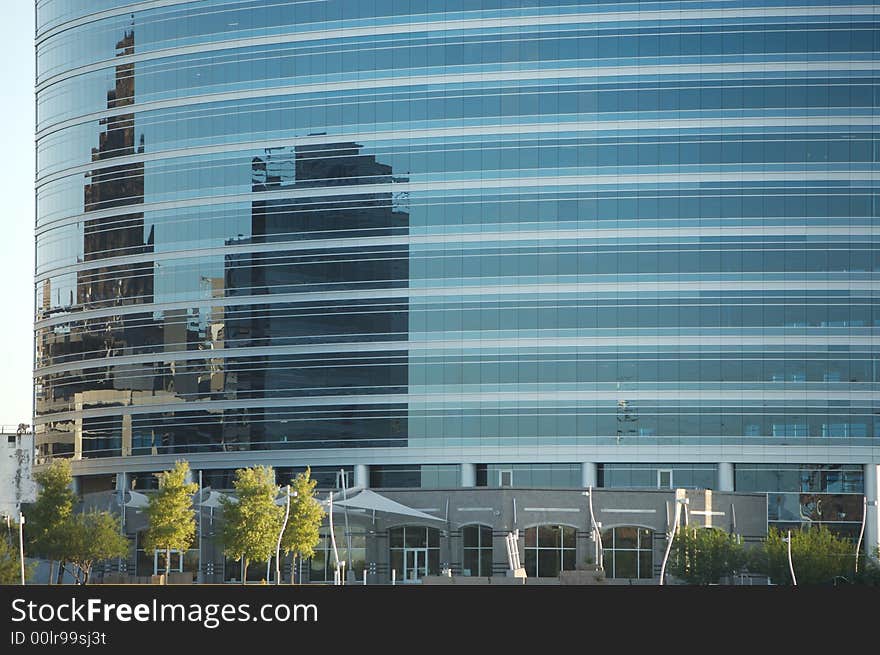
[75,30,158,459]
[37,30,161,459]
[223,143,410,451]
[79,29,152,307]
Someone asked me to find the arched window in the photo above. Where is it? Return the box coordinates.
[389,526,440,582]
[461,524,493,576]
[600,526,654,579]
[523,525,576,577]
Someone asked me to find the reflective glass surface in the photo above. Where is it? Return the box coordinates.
[735,463,865,531]
[35,1,880,462]
[600,526,654,579]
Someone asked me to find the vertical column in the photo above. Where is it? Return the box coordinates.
[115,472,129,493]
[354,464,369,489]
[121,415,132,457]
[717,463,734,492]
[866,464,879,558]
[461,463,476,487]
[581,462,597,488]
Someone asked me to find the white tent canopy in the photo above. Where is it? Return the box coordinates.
[122,490,150,508]
[329,489,443,522]
[198,490,234,507]
[190,487,441,521]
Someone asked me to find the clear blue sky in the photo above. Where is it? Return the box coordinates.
[0,4,35,427]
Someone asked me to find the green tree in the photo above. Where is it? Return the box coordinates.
[220,466,283,584]
[751,526,853,585]
[0,520,34,584]
[65,511,129,584]
[668,526,748,585]
[280,467,326,583]
[143,461,198,584]
[26,459,77,583]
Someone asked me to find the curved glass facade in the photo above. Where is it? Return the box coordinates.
[35,1,880,471]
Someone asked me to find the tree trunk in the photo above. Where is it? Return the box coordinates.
[165,548,171,585]
[290,555,296,584]
[48,560,55,585]
[242,557,248,585]
[56,561,66,584]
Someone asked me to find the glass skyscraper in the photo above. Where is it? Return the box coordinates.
[35,1,878,552]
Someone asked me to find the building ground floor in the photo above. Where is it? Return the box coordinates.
[79,486,769,585]
[54,457,879,585]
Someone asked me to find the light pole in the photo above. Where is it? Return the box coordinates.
[18,513,25,585]
[784,530,797,586]
[854,497,878,574]
[275,485,296,585]
[328,491,340,585]
[660,493,688,585]
[582,488,604,571]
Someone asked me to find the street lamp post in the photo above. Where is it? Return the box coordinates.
[18,513,25,585]
[854,497,878,575]
[660,493,688,586]
[784,530,797,586]
[275,485,294,585]
[582,488,604,571]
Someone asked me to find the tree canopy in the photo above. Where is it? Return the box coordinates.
[751,526,854,585]
[143,461,198,581]
[220,466,283,583]
[0,520,32,584]
[27,459,77,563]
[668,526,747,585]
[65,511,129,584]
[280,467,326,582]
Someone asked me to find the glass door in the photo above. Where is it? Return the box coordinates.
[153,549,183,575]
[403,548,428,582]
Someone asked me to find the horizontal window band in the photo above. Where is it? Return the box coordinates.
[37,0,193,41]
[33,116,880,185]
[35,59,880,139]
[34,224,880,281]
[37,108,880,180]
[33,333,880,376]
[33,169,880,233]
[36,4,878,82]
[32,387,880,424]
[35,48,880,126]
[33,279,880,331]
[42,446,880,474]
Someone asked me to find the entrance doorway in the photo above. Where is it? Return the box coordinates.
[403,548,428,582]
[153,549,183,575]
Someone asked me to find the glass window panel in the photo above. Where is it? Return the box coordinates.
[537,549,558,578]
[638,552,653,579]
[615,527,638,549]
[405,527,427,548]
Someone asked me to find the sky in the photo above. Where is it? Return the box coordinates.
[0,3,36,428]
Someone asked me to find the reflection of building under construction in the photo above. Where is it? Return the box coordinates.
[78,30,152,307]
[36,31,159,460]
[223,143,410,451]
